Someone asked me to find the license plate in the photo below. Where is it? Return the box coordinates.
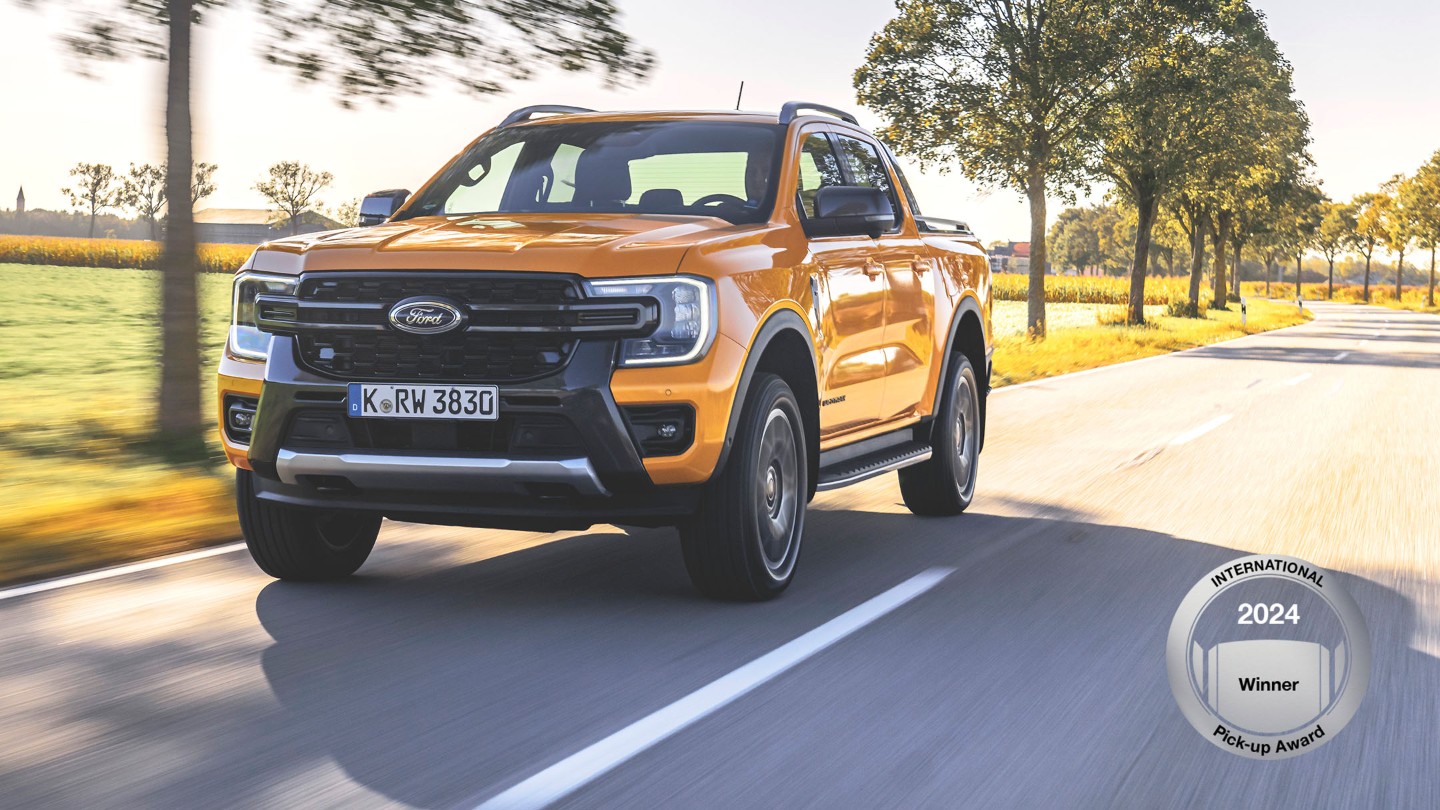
[347,383,499,420]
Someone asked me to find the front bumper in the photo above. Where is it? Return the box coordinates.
[219,336,714,530]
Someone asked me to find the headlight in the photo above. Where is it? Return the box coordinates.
[585,276,716,366]
[229,272,297,361]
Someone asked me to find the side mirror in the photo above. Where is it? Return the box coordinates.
[803,186,895,239]
[358,189,411,226]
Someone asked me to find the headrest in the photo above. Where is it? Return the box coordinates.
[574,154,632,205]
[638,188,685,212]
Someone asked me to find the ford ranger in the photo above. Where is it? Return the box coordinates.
[217,102,993,600]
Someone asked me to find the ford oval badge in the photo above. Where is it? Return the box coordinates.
[388,297,466,335]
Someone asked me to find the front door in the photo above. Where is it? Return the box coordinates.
[796,129,888,437]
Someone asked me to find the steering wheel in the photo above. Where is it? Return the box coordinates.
[691,193,748,210]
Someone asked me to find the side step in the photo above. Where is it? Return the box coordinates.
[816,440,932,492]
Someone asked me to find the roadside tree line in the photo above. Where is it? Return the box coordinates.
[856,0,1315,331]
[53,159,353,240]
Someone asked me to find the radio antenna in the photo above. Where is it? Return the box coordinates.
[735,81,745,111]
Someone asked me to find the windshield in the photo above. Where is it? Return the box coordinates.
[400,121,785,225]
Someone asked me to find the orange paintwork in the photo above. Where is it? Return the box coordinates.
[217,109,992,485]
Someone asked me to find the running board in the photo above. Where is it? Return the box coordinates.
[816,440,932,492]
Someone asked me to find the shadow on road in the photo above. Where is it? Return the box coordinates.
[232,506,1438,808]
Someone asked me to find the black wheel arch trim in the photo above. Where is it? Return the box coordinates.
[931,295,992,450]
[714,308,820,490]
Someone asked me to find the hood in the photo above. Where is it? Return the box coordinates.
[246,214,750,278]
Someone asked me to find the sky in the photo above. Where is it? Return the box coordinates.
[1,0,1438,244]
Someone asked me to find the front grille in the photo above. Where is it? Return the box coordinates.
[283,408,586,455]
[276,272,632,382]
[299,331,575,382]
[300,274,580,306]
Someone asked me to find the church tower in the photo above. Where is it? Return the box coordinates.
[15,187,23,215]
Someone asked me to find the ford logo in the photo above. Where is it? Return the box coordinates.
[388,297,466,335]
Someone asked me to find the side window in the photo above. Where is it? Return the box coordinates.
[444,141,523,214]
[796,133,843,218]
[546,143,584,204]
[834,135,901,222]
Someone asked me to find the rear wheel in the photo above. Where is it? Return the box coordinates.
[680,374,807,601]
[899,354,980,516]
[236,470,380,580]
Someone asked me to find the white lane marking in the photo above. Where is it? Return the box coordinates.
[472,567,956,810]
[0,543,247,602]
[1333,352,1350,361]
[1170,415,1233,446]
[1328,380,1345,395]
[1357,340,1369,348]
[1285,372,1313,386]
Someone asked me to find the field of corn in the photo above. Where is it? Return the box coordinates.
[1241,281,1438,311]
[993,273,1195,305]
[0,234,253,274]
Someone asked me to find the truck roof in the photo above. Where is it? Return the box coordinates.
[499,102,865,131]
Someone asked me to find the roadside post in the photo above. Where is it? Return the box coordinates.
[1241,299,1247,328]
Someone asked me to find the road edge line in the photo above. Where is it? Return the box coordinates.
[0,542,248,602]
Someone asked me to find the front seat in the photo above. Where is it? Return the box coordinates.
[573,155,632,209]
[638,188,685,213]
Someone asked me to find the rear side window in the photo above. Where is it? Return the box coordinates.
[795,133,844,218]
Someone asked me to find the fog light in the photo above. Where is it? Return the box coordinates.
[621,405,695,457]
[658,422,679,439]
[224,396,259,444]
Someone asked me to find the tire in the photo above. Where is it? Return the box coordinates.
[899,353,981,516]
[236,469,381,581]
[680,373,808,601]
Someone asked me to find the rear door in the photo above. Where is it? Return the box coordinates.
[832,133,934,422]
[797,128,889,436]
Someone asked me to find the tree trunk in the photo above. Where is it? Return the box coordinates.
[1363,252,1372,302]
[88,208,96,239]
[1429,247,1436,308]
[1127,187,1156,325]
[149,216,159,242]
[1186,212,1205,309]
[1211,211,1230,307]
[155,0,204,458]
[1396,250,1405,301]
[1295,253,1303,299]
[1327,258,1334,300]
[1265,258,1273,297]
[290,210,301,236]
[1025,165,1047,338]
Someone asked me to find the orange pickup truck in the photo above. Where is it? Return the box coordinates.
[218,102,993,600]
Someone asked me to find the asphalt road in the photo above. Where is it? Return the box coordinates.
[3,301,1438,809]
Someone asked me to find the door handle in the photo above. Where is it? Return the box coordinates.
[862,259,883,280]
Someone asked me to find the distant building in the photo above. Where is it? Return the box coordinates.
[193,208,343,244]
[16,186,24,215]
[988,241,1031,274]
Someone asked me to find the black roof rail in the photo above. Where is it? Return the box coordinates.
[778,101,859,126]
[499,105,595,127]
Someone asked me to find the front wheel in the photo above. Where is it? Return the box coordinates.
[899,354,981,516]
[236,470,380,581]
[679,373,808,601]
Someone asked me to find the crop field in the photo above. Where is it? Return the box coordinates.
[0,234,253,274]
[1241,281,1438,311]
[992,272,1194,305]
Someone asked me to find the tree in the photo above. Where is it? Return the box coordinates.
[855,0,1139,337]
[1352,192,1386,302]
[191,161,217,206]
[120,163,167,240]
[61,162,120,238]
[1399,156,1440,307]
[1314,200,1356,299]
[1277,181,1323,296]
[332,198,361,228]
[1375,175,1415,300]
[24,0,652,456]
[256,161,333,235]
[1100,0,1232,323]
